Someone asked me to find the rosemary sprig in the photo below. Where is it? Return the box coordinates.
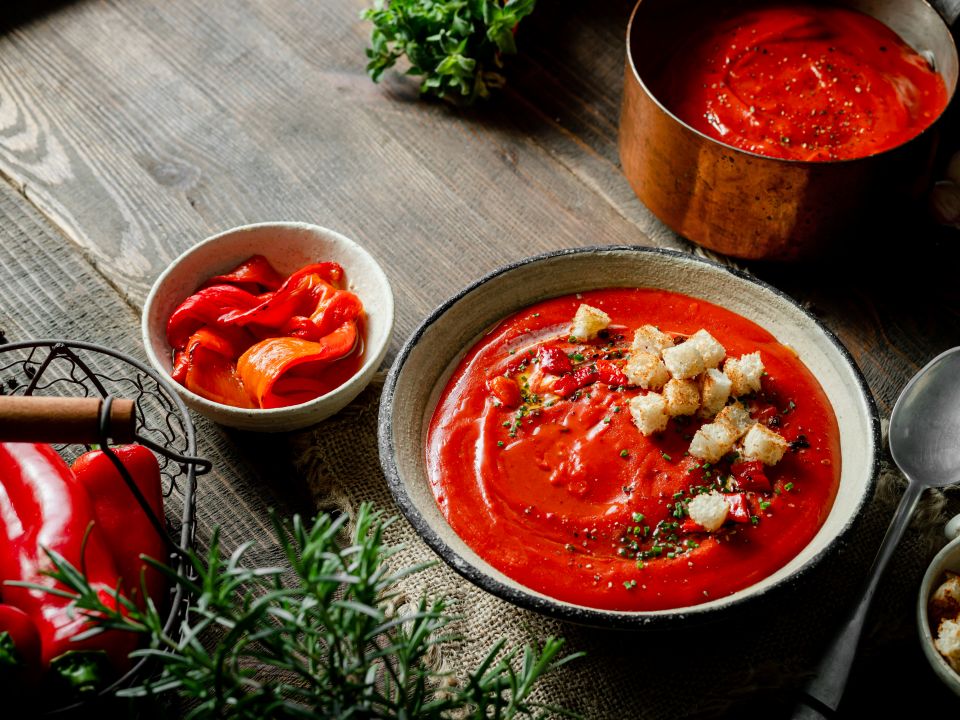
[37,504,583,718]
[364,0,538,104]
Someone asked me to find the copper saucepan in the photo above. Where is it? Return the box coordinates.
[619,0,959,261]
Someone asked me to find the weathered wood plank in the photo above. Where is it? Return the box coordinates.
[0,0,680,333]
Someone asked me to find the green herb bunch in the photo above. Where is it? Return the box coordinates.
[364,0,538,104]
[38,504,581,718]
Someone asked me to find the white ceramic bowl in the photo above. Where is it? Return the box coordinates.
[918,514,960,697]
[378,246,880,627]
[143,222,394,432]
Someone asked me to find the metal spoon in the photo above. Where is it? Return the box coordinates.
[795,346,960,718]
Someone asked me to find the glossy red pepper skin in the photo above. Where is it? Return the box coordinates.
[552,360,627,398]
[536,345,572,375]
[0,604,41,687]
[487,376,522,409]
[0,443,137,671]
[71,445,167,612]
[166,284,261,349]
[203,254,286,292]
[732,460,771,492]
[220,265,342,330]
[724,493,752,523]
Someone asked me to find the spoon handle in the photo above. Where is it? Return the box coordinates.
[793,479,925,717]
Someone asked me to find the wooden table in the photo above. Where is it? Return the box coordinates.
[0,1,957,716]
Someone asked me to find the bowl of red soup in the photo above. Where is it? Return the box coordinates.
[379,247,879,626]
[142,222,394,431]
[620,0,958,261]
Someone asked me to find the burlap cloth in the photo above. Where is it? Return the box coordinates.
[292,374,960,718]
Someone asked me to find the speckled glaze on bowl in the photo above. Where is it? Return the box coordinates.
[918,515,960,697]
[142,222,394,432]
[378,246,880,628]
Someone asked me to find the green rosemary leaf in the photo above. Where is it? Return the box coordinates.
[37,503,581,718]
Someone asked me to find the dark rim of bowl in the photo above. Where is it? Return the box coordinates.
[377,245,881,629]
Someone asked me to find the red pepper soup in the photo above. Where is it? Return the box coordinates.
[426,289,841,611]
[655,4,948,161]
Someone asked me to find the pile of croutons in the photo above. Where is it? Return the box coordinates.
[931,571,960,674]
[570,304,788,467]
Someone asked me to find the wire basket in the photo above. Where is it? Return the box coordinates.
[0,339,210,713]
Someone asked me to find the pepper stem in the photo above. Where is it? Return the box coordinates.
[50,650,109,696]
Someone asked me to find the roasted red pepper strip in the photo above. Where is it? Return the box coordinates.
[202,255,286,292]
[0,604,41,687]
[595,359,628,387]
[553,360,628,397]
[487,376,522,409]
[0,444,137,678]
[71,446,166,612]
[182,325,255,361]
[732,460,771,493]
[724,493,752,523]
[237,322,358,408]
[185,345,254,408]
[281,289,363,342]
[220,272,337,330]
[166,284,261,349]
[537,345,572,375]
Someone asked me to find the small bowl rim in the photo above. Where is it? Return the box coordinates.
[141,221,394,422]
[378,245,881,628]
[917,528,960,695]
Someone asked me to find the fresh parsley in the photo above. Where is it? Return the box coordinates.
[364,0,538,103]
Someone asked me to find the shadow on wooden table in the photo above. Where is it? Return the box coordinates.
[0,0,78,33]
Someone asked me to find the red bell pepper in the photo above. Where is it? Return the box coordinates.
[553,366,599,397]
[724,493,752,522]
[202,255,286,292]
[732,460,771,493]
[552,360,627,397]
[236,322,359,408]
[71,445,166,612]
[281,289,363,342]
[185,346,255,408]
[487,376,522,408]
[537,345,572,375]
[595,359,628,387]
[0,443,137,689]
[0,604,41,687]
[166,284,261,349]
[221,265,342,330]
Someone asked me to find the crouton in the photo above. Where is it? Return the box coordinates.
[687,329,726,369]
[570,304,610,341]
[689,422,739,464]
[715,403,753,438]
[662,342,706,380]
[663,378,700,416]
[741,423,788,465]
[935,618,960,673]
[699,368,732,417]
[629,392,669,436]
[930,572,960,627]
[631,325,673,356]
[624,351,670,390]
[724,352,765,396]
[687,491,729,532]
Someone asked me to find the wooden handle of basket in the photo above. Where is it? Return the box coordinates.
[0,396,136,444]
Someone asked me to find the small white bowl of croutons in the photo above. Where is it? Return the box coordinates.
[919,514,960,697]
